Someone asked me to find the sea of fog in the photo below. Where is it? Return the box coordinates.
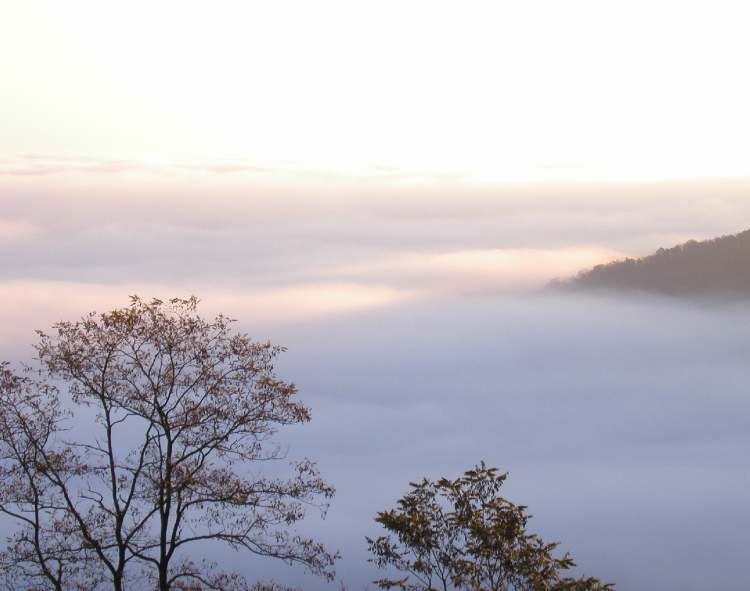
[220,292,748,591]
[2,291,749,590]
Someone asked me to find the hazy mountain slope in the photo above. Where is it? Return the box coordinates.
[554,229,750,297]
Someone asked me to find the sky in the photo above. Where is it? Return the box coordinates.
[2,0,750,317]
[2,1,750,589]
[2,0,750,180]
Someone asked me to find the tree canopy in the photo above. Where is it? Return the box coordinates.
[368,463,612,591]
[552,227,750,298]
[0,296,337,591]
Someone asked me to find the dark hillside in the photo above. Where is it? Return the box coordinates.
[554,229,750,297]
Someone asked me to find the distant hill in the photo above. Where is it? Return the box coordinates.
[553,229,750,297]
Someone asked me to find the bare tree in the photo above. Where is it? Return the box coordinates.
[0,296,337,590]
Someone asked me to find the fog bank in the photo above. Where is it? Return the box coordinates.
[184,293,750,590]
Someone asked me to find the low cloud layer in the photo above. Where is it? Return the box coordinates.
[262,293,750,590]
[1,174,749,589]
[2,292,748,590]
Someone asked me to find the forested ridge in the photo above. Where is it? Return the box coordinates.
[554,228,750,297]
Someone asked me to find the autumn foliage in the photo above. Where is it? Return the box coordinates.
[368,464,611,591]
[0,296,336,591]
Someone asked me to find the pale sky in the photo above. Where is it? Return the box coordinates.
[2,0,750,320]
[2,0,749,181]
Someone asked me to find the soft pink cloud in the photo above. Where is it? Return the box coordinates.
[0,218,40,240]
[0,280,421,353]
